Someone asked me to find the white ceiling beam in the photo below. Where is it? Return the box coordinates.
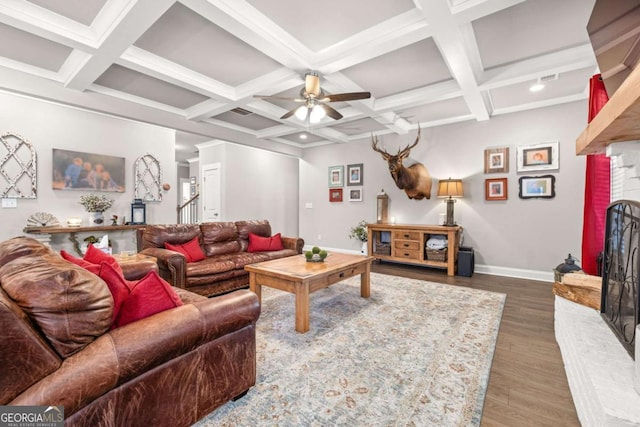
[449,0,526,24]
[480,44,596,90]
[64,0,175,91]
[417,0,490,121]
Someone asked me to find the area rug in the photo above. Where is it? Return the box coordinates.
[195,272,506,427]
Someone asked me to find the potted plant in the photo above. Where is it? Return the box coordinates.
[79,193,114,226]
[349,220,368,254]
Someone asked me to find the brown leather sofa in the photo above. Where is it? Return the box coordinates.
[137,220,304,297]
[0,236,260,426]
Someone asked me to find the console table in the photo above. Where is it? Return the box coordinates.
[23,225,146,256]
[366,223,463,276]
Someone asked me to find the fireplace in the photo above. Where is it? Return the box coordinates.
[601,200,640,358]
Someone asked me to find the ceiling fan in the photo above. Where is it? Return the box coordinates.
[254,71,371,123]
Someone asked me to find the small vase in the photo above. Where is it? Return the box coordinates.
[361,241,368,255]
[88,212,104,226]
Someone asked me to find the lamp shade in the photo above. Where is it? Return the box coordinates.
[437,178,464,198]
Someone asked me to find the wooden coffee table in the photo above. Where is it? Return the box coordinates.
[245,252,375,333]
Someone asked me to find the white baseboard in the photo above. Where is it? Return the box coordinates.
[304,245,554,282]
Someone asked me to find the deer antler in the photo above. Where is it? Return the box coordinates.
[398,126,421,158]
[371,134,390,158]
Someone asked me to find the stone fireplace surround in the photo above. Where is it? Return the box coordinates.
[555,296,640,426]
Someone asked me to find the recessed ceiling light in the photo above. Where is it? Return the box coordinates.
[529,83,545,92]
[300,134,307,139]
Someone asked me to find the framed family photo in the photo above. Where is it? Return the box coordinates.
[328,165,344,187]
[347,163,364,186]
[348,187,363,202]
[484,147,509,174]
[52,149,125,192]
[329,188,343,202]
[516,142,559,172]
[518,175,556,199]
[485,178,508,201]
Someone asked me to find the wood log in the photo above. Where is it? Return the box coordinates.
[561,272,602,290]
[553,281,601,310]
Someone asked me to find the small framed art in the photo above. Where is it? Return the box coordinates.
[518,175,556,199]
[347,163,364,186]
[348,187,363,202]
[328,165,344,187]
[516,142,559,172]
[485,178,507,201]
[329,188,343,202]
[484,147,509,174]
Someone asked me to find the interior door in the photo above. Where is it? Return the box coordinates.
[202,163,221,222]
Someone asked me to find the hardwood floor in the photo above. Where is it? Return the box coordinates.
[371,262,580,427]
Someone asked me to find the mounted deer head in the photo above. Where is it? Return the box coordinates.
[371,127,432,200]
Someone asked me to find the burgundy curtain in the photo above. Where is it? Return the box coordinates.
[581,74,610,275]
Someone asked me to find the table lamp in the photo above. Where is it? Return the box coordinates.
[437,178,464,226]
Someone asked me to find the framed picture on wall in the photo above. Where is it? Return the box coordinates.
[52,149,125,192]
[485,178,508,200]
[348,187,363,202]
[484,147,509,174]
[518,175,556,199]
[347,163,364,186]
[516,142,559,172]
[329,188,343,202]
[328,165,344,187]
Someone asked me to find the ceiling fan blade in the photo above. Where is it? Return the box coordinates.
[322,92,371,102]
[254,95,305,102]
[322,104,343,120]
[305,73,321,97]
[280,107,299,119]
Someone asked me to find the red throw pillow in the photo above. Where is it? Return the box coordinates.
[247,232,284,252]
[60,250,100,275]
[164,237,205,262]
[114,270,183,328]
[98,262,132,326]
[83,244,123,276]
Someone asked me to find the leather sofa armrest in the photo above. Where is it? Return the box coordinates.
[10,290,260,415]
[282,236,304,254]
[139,247,186,288]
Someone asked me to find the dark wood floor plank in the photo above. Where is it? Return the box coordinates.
[371,262,579,426]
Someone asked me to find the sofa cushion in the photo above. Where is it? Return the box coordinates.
[98,262,131,326]
[116,270,183,328]
[236,220,271,252]
[248,232,284,252]
[0,237,112,358]
[98,262,183,328]
[185,254,238,277]
[200,222,241,256]
[164,237,205,262]
[60,250,100,274]
[0,285,61,404]
[84,244,124,275]
[141,224,201,249]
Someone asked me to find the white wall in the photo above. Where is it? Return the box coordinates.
[300,101,588,280]
[198,142,299,237]
[0,91,177,253]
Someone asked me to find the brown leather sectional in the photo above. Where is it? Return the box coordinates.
[137,219,304,297]
[0,236,260,426]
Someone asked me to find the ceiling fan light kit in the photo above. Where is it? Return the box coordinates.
[254,71,371,123]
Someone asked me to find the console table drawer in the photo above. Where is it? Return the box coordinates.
[394,240,420,251]
[393,230,421,241]
[395,249,421,260]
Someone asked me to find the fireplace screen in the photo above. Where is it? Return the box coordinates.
[601,200,640,358]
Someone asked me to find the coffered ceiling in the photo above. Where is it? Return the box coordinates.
[0,0,597,161]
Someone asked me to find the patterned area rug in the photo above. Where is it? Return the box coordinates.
[195,272,505,427]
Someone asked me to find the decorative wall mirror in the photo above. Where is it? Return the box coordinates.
[134,154,161,202]
[0,132,37,198]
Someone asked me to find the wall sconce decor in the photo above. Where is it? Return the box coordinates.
[437,178,464,226]
[130,199,146,224]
